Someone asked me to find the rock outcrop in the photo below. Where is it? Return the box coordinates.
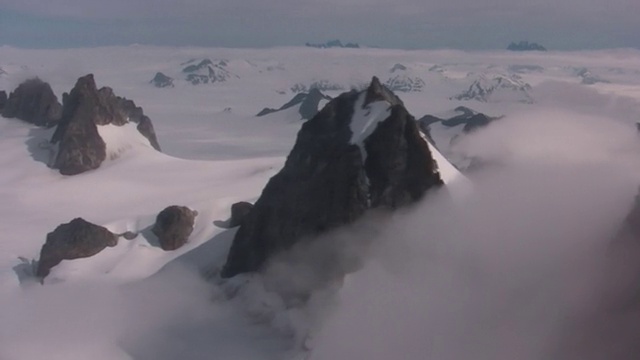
[151,206,197,251]
[150,72,174,88]
[36,218,118,278]
[229,201,254,228]
[257,88,331,120]
[222,77,443,278]
[182,59,235,85]
[50,74,161,175]
[1,78,62,127]
[385,74,425,92]
[420,106,499,134]
[0,90,6,112]
[575,68,609,85]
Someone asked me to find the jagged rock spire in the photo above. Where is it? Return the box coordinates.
[221,77,442,278]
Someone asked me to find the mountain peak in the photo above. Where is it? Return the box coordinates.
[364,76,402,107]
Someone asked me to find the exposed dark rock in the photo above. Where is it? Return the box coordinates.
[150,72,174,88]
[151,206,198,251]
[0,90,6,112]
[385,75,425,92]
[257,88,331,120]
[299,88,331,120]
[462,113,493,133]
[222,76,443,278]
[51,74,161,175]
[229,202,254,228]
[419,107,499,134]
[36,218,118,278]
[575,67,609,85]
[1,78,62,127]
[507,41,547,51]
[453,74,533,103]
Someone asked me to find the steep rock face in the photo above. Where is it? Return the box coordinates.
[150,72,174,88]
[257,88,331,120]
[0,90,6,112]
[151,206,197,251]
[222,77,443,278]
[36,218,118,278]
[1,78,62,127]
[51,74,161,175]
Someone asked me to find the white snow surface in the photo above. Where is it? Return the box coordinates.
[348,92,391,160]
[1,45,640,359]
[97,122,154,160]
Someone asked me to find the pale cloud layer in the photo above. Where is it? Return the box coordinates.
[1,0,638,49]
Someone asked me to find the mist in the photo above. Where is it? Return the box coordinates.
[2,102,640,359]
[309,108,640,359]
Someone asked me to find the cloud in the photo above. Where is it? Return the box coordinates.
[308,108,640,359]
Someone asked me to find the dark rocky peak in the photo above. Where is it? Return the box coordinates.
[36,218,118,278]
[181,58,234,85]
[222,77,443,278]
[364,76,403,107]
[299,88,331,120]
[256,88,331,120]
[182,59,215,73]
[50,74,160,175]
[507,41,547,51]
[150,72,174,88]
[1,77,62,127]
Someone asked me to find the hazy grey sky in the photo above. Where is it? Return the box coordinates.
[0,0,638,49]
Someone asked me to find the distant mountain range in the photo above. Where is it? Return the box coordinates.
[507,41,547,51]
[305,40,360,49]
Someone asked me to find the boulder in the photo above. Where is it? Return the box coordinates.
[2,78,62,126]
[151,206,198,251]
[50,74,161,175]
[221,77,443,277]
[36,218,118,278]
[229,201,254,228]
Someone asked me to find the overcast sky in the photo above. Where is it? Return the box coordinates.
[0,0,638,49]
